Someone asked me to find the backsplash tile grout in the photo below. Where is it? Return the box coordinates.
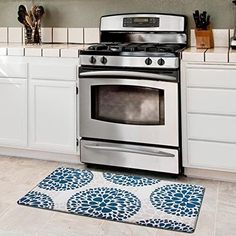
[0,26,100,44]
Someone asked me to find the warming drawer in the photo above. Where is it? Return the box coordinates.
[81,139,179,174]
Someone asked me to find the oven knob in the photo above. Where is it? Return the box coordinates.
[89,56,96,64]
[101,56,108,64]
[145,57,152,65]
[157,58,165,66]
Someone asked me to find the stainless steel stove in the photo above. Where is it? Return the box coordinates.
[79,13,187,174]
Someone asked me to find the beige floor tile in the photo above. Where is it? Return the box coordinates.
[0,202,11,218]
[215,205,236,236]
[0,156,235,236]
[0,205,54,234]
[215,182,236,236]
[0,157,81,186]
[180,178,219,212]
[41,210,104,236]
[99,220,155,236]
[0,230,35,236]
[218,181,236,205]
[0,180,32,204]
[191,210,215,236]
[35,231,85,236]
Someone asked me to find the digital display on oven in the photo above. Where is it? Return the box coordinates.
[123,17,160,27]
[133,18,149,23]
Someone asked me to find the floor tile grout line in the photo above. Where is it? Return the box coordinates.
[213,181,220,236]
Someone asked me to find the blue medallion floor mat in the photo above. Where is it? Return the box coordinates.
[17,167,205,233]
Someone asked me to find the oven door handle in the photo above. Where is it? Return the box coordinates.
[80,71,176,81]
[83,144,175,158]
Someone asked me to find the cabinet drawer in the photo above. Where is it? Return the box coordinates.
[0,63,27,78]
[29,63,77,81]
[188,114,236,143]
[187,88,236,115]
[188,140,236,171]
[186,66,236,88]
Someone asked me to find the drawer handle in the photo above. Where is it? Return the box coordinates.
[83,144,175,158]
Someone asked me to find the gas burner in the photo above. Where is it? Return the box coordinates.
[88,43,121,51]
[85,43,184,56]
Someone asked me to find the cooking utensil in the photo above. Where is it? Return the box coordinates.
[17,4,44,44]
[25,15,34,29]
[17,12,29,28]
[193,10,211,30]
[18,5,27,12]
[32,5,45,43]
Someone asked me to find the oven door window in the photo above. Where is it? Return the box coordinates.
[91,85,164,125]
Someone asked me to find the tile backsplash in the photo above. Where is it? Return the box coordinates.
[8,27,22,43]
[0,26,231,46]
[41,27,52,43]
[68,28,84,44]
[0,27,100,44]
[53,28,68,43]
[84,28,100,44]
[0,27,8,43]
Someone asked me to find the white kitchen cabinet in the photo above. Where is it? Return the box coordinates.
[0,56,79,163]
[29,63,77,81]
[181,62,236,172]
[0,78,27,147]
[0,62,27,78]
[29,79,77,154]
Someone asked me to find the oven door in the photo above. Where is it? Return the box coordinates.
[79,70,179,147]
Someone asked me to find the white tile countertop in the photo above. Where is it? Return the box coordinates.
[181,47,207,62]
[182,47,236,63]
[205,47,229,63]
[183,28,236,63]
[0,43,90,58]
[229,48,236,63]
[1,43,236,62]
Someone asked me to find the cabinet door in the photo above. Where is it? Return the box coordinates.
[29,80,76,154]
[0,78,27,147]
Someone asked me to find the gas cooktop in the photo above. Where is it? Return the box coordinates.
[80,13,187,69]
[81,42,185,57]
[80,42,185,69]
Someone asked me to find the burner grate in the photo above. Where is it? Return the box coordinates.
[87,43,183,54]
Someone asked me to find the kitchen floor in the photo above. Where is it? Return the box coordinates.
[0,156,235,236]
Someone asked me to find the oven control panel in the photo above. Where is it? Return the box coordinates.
[80,55,179,69]
[123,17,160,27]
